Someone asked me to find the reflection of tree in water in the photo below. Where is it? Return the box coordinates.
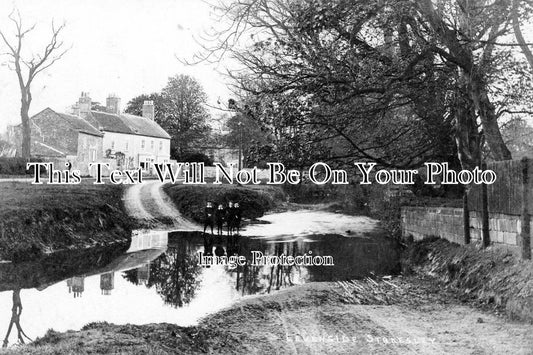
[2,289,31,348]
[123,244,201,308]
[234,241,302,296]
[235,263,262,296]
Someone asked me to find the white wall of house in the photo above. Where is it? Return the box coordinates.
[102,131,170,170]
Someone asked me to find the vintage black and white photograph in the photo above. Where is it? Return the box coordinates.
[0,0,533,354]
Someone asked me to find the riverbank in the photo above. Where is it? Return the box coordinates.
[402,237,533,323]
[163,184,286,223]
[2,181,531,353]
[0,181,137,262]
[3,277,532,354]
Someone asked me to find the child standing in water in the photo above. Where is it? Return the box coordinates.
[215,204,226,236]
[203,201,215,235]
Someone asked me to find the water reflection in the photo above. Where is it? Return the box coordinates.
[0,228,400,346]
[2,289,31,348]
[197,231,399,296]
[123,238,201,308]
[0,231,169,347]
[67,277,85,298]
[121,231,400,298]
[100,273,114,295]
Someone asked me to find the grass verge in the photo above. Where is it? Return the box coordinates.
[163,184,286,223]
[0,181,136,262]
[402,237,533,322]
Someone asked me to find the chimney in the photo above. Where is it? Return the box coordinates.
[69,103,80,116]
[142,100,155,120]
[106,94,121,115]
[78,92,91,117]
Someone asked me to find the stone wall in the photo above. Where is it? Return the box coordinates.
[32,109,79,155]
[401,207,466,245]
[401,206,530,250]
[76,132,104,176]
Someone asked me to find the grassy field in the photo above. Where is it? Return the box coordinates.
[0,180,136,262]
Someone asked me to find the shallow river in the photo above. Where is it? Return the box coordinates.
[0,211,400,346]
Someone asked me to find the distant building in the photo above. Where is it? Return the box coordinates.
[202,146,240,167]
[67,276,85,298]
[136,264,151,285]
[100,272,115,295]
[8,92,171,176]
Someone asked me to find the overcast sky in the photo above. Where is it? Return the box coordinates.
[0,0,232,133]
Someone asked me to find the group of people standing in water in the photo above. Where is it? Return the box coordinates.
[203,201,242,236]
[203,201,243,259]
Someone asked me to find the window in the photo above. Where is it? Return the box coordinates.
[141,140,145,149]
[151,140,154,149]
[159,141,163,151]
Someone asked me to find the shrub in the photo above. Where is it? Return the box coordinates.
[164,184,285,223]
[180,152,214,166]
[0,157,44,175]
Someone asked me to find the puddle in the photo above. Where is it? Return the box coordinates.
[0,215,400,347]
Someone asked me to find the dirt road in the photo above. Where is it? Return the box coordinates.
[123,180,198,229]
[190,281,532,355]
[9,280,532,354]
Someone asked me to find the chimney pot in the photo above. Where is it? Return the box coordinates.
[78,92,91,117]
[142,100,155,120]
[106,95,121,115]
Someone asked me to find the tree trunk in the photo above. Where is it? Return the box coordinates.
[512,0,533,70]
[463,190,471,244]
[481,162,491,248]
[418,0,511,161]
[468,72,512,161]
[20,98,31,160]
[455,82,481,170]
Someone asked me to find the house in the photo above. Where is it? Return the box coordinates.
[9,107,105,175]
[72,93,171,172]
[9,92,171,176]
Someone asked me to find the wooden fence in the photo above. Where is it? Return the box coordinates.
[468,158,531,259]
[468,159,533,215]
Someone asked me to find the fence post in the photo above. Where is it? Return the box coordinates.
[481,162,490,248]
[463,188,471,244]
[520,157,531,260]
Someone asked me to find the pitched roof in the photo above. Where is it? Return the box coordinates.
[28,108,103,137]
[84,111,134,135]
[56,112,103,137]
[85,111,171,139]
[33,141,67,157]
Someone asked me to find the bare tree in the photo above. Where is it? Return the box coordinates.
[0,10,68,160]
[2,289,31,348]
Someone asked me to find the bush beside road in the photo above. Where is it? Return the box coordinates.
[163,183,286,223]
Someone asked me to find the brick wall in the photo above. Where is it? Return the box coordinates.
[401,206,531,251]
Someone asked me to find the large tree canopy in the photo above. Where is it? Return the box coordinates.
[125,75,211,159]
[196,0,533,169]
